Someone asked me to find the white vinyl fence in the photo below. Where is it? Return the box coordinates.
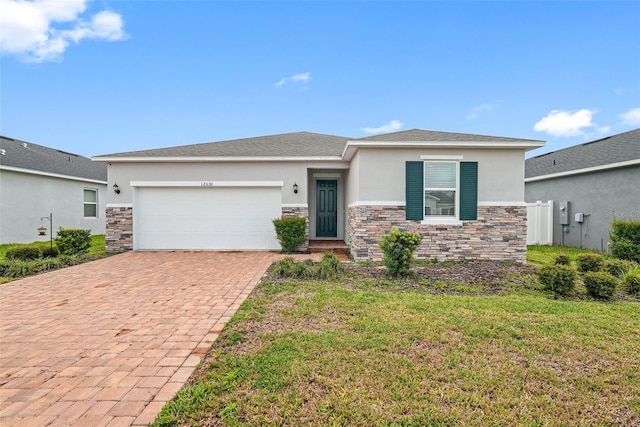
[527,200,553,245]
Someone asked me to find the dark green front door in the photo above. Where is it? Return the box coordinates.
[316,180,337,238]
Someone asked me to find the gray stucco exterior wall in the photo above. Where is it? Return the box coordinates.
[525,165,640,251]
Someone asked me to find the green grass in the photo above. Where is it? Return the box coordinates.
[526,245,608,268]
[152,261,640,427]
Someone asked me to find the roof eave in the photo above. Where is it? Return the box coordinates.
[92,156,346,163]
[341,140,546,161]
[525,159,640,182]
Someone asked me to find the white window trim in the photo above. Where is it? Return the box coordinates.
[422,160,461,224]
[84,188,98,218]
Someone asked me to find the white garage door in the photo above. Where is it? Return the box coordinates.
[134,186,282,250]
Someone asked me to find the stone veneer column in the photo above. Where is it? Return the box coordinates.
[347,204,527,263]
[105,206,133,253]
[281,206,309,252]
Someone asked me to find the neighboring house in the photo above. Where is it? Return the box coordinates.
[0,136,107,244]
[525,128,640,251]
[93,129,544,262]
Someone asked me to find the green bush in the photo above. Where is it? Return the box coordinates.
[538,264,576,296]
[553,253,571,266]
[317,252,343,279]
[576,253,604,273]
[0,259,11,276]
[603,259,635,278]
[58,254,84,266]
[274,256,296,277]
[4,260,35,278]
[621,264,640,295]
[272,217,306,252]
[54,228,92,255]
[5,246,41,261]
[610,220,640,263]
[41,247,60,258]
[583,271,618,300]
[35,258,64,272]
[378,228,422,277]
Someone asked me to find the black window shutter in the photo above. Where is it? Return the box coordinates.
[459,161,478,220]
[406,161,424,220]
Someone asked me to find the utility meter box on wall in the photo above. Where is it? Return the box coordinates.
[559,201,570,225]
[575,213,584,223]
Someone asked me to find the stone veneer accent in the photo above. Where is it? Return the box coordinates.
[281,206,310,251]
[106,206,133,253]
[347,204,527,263]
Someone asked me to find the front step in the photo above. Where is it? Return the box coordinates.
[308,240,349,260]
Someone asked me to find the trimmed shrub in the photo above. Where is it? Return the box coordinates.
[41,247,60,258]
[583,271,618,300]
[610,219,640,263]
[621,264,640,295]
[272,217,306,253]
[317,252,343,279]
[5,246,41,261]
[576,253,604,274]
[553,253,571,266]
[538,264,576,296]
[378,228,422,277]
[603,259,635,278]
[55,228,92,255]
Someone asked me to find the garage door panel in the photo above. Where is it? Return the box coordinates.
[135,187,281,250]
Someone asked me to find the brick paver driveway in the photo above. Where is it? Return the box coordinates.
[0,251,279,426]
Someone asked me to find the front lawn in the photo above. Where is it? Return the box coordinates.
[153,256,640,427]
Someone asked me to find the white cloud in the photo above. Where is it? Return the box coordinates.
[620,107,640,125]
[533,109,595,137]
[362,120,404,134]
[466,103,493,120]
[275,72,311,88]
[0,0,127,63]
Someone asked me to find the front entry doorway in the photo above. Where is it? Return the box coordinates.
[316,180,337,238]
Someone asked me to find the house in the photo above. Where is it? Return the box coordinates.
[525,128,640,251]
[0,136,107,244]
[93,129,544,262]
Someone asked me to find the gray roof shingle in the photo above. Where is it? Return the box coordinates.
[0,136,107,181]
[95,132,350,158]
[354,128,543,143]
[95,129,543,159]
[525,128,640,178]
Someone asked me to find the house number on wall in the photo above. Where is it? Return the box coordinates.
[201,181,214,187]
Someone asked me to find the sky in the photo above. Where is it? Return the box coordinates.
[1,0,639,159]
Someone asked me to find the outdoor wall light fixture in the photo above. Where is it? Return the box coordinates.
[293,182,298,194]
[113,183,121,194]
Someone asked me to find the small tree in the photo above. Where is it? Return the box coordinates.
[272,217,306,253]
[378,228,422,277]
[54,228,92,255]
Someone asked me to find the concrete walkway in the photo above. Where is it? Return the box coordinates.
[0,251,281,427]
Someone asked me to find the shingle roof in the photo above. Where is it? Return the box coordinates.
[354,128,543,143]
[525,128,640,178]
[95,129,543,160]
[0,136,107,181]
[95,132,350,158]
